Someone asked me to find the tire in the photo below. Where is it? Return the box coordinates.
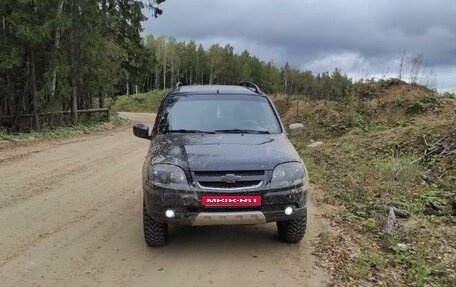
[143,201,168,247]
[276,210,307,243]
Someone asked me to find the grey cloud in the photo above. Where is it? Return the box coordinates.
[144,0,456,90]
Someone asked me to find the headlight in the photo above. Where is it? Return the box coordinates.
[149,164,189,190]
[271,162,307,189]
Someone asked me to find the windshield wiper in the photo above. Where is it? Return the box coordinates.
[167,129,215,134]
[215,129,270,134]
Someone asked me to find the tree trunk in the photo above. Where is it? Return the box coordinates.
[30,51,41,131]
[163,60,167,89]
[126,73,130,96]
[99,89,106,108]
[69,14,78,125]
[154,66,159,89]
[142,75,147,92]
[13,57,30,130]
[163,44,167,89]
[71,83,78,125]
[209,65,213,84]
[3,71,10,116]
[49,0,65,100]
[194,59,199,84]
[12,93,23,131]
[2,18,8,117]
[171,59,174,86]
[176,63,180,84]
[194,64,198,84]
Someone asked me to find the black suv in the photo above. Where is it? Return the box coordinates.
[133,83,309,247]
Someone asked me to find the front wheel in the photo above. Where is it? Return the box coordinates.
[276,210,307,243]
[143,201,168,247]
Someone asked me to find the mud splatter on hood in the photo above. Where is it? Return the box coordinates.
[148,134,300,171]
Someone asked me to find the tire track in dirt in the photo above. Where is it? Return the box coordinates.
[0,113,330,287]
[0,133,139,208]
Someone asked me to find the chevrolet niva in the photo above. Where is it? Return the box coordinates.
[133,83,308,247]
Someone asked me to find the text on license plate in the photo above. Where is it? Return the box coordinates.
[202,195,262,207]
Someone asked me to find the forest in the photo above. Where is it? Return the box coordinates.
[0,0,435,131]
[0,0,153,130]
[141,35,354,100]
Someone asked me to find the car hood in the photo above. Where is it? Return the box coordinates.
[148,134,300,171]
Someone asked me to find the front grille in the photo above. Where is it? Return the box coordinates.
[194,170,265,177]
[194,170,265,190]
[198,180,262,189]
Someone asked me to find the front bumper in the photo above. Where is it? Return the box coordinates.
[144,184,308,225]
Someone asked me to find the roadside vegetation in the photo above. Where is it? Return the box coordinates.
[277,80,455,286]
[0,115,125,146]
[109,90,167,113]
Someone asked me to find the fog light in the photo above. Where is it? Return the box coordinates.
[284,206,294,216]
[165,209,175,219]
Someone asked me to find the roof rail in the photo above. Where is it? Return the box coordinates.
[240,82,263,94]
[171,82,183,93]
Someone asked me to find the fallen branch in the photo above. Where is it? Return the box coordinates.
[411,130,456,165]
[380,206,410,218]
[391,207,410,218]
[424,202,455,216]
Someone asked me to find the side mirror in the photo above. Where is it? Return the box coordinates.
[288,123,304,136]
[133,123,151,140]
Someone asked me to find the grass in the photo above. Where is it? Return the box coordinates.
[0,115,125,144]
[109,90,167,113]
[342,248,387,280]
[300,128,455,286]
[1,89,166,145]
[0,89,165,145]
[372,155,422,185]
[390,96,442,114]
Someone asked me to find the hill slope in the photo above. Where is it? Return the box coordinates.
[279,82,455,286]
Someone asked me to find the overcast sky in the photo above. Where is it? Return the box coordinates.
[144,0,456,91]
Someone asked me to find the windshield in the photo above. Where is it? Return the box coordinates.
[158,95,282,134]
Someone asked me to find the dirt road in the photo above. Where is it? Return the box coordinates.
[0,113,329,287]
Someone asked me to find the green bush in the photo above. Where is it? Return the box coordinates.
[110,90,167,113]
[406,97,441,114]
[442,92,455,99]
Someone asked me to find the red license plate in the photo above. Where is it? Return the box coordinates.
[202,195,262,207]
